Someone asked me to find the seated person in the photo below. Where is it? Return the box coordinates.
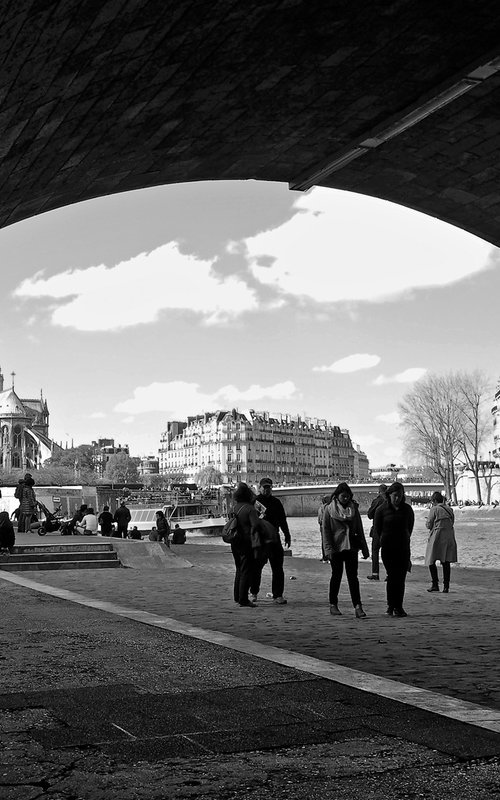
[148,526,159,541]
[76,508,99,535]
[129,526,142,540]
[171,524,186,544]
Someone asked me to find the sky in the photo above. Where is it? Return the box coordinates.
[0,179,498,468]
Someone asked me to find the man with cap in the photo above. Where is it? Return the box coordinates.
[366,484,387,580]
[250,477,291,605]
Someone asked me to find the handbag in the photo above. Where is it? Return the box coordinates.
[221,507,242,544]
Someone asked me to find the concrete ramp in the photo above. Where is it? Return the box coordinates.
[111,540,192,570]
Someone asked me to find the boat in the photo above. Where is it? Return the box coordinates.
[126,487,229,537]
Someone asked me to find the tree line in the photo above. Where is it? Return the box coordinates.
[0,447,224,488]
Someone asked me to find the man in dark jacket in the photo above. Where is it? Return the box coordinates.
[366,484,387,580]
[98,505,114,537]
[250,477,291,605]
[114,501,131,539]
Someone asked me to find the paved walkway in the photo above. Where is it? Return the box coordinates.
[6,537,500,711]
[2,538,500,799]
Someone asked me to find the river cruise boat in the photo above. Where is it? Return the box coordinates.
[126,487,228,536]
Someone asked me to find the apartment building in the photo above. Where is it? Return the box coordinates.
[158,409,369,484]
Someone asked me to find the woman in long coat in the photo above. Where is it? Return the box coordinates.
[373,481,414,617]
[425,491,458,593]
[322,482,369,618]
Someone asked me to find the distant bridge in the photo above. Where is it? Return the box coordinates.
[272,483,444,517]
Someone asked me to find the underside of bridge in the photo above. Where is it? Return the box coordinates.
[2,1,500,244]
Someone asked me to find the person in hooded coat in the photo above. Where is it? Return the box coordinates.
[322,482,369,618]
[425,491,458,593]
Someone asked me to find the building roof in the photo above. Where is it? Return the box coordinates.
[0,388,28,418]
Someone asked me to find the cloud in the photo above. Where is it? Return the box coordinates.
[373,368,427,385]
[313,353,381,373]
[244,188,492,304]
[376,411,401,424]
[115,380,298,416]
[13,242,258,331]
[89,411,106,419]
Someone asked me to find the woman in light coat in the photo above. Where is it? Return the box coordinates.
[425,491,458,593]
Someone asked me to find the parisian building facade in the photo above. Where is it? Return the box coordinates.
[159,409,369,485]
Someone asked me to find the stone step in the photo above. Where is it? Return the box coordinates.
[12,543,114,554]
[2,550,119,563]
[0,558,121,572]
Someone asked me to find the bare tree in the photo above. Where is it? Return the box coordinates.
[400,370,494,503]
[452,370,493,503]
[399,373,463,502]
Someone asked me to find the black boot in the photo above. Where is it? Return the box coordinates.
[442,561,450,592]
[427,564,439,592]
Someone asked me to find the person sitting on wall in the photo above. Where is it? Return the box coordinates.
[171,524,186,544]
[155,510,170,547]
[67,505,87,535]
[76,508,99,536]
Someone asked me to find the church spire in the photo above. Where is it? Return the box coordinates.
[11,371,15,390]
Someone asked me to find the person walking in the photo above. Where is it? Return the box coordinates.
[317,494,331,561]
[373,481,414,617]
[98,505,114,537]
[366,484,387,580]
[114,501,131,539]
[322,482,369,617]
[230,482,263,608]
[250,477,291,605]
[425,491,458,593]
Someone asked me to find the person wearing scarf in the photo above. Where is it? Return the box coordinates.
[322,482,370,617]
[373,481,414,617]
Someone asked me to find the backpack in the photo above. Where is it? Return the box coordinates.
[221,507,242,544]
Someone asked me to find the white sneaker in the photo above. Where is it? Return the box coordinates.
[250,594,258,603]
[273,596,287,605]
[265,592,273,598]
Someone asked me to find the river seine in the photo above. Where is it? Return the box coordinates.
[193,507,500,570]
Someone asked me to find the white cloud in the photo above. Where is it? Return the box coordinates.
[373,368,427,385]
[13,242,258,331]
[376,411,401,424]
[313,353,380,373]
[115,380,298,415]
[244,187,492,303]
[89,411,106,419]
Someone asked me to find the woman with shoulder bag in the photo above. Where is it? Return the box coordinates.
[425,491,457,593]
[322,482,369,618]
[230,482,263,608]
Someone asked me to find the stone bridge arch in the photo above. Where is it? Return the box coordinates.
[1,1,500,246]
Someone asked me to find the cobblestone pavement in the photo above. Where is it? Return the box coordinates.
[7,541,500,711]
[2,573,500,800]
